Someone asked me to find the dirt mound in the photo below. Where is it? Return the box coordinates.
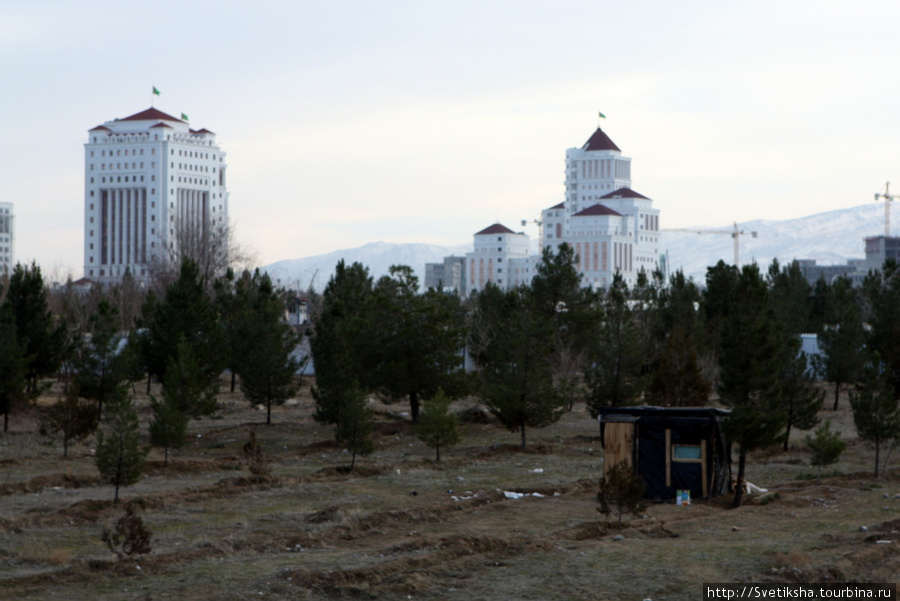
[764,538,900,583]
[0,473,101,496]
[476,443,557,457]
[374,420,414,436]
[457,406,493,424]
[143,459,236,475]
[280,535,553,596]
[309,465,389,479]
[305,505,343,524]
[563,519,678,540]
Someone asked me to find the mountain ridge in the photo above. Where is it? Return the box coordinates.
[262,203,886,290]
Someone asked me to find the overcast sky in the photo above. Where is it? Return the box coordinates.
[3,0,899,279]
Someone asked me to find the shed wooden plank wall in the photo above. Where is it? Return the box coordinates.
[604,422,634,470]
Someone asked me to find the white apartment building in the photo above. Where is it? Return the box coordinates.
[0,202,13,275]
[465,223,531,294]
[84,107,229,285]
[541,126,660,288]
[431,123,662,295]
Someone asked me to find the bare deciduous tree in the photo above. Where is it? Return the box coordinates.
[148,219,255,294]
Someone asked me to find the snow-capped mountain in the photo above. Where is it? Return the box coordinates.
[661,202,884,281]
[262,241,472,291]
[262,203,887,291]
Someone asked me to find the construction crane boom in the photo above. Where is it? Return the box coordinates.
[664,222,758,266]
[874,182,895,237]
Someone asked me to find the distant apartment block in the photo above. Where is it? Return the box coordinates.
[797,235,900,286]
[424,255,467,295]
[0,202,13,275]
[84,107,229,286]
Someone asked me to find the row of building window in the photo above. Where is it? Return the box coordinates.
[90,162,157,171]
[171,162,214,173]
[89,268,149,277]
[96,176,152,184]
[174,149,213,160]
[91,148,155,158]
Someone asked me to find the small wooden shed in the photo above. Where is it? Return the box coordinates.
[596,406,732,501]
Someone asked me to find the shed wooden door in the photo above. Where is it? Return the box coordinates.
[604,422,634,470]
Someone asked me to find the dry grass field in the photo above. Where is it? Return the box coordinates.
[1,379,899,601]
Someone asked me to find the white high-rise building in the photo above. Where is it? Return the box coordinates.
[0,202,13,275]
[541,125,660,288]
[465,223,532,294]
[84,107,229,285]
[429,122,662,295]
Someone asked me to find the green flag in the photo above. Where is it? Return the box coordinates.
[153,86,161,96]
[598,111,606,119]
[181,113,189,121]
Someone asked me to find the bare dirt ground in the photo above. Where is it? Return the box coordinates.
[1,380,899,601]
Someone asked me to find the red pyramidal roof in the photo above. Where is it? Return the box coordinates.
[89,125,111,132]
[546,202,565,210]
[600,187,650,200]
[582,127,621,152]
[475,223,516,236]
[120,108,183,122]
[573,204,623,217]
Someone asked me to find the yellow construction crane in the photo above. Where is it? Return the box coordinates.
[665,222,758,267]
[874,182,896,237]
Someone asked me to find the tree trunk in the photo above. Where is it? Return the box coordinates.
[435,443,441,462]
[266,399,272,425]
[520,423,527,451]
[732,448,747,508]
[410,390,420,424]
[782,422,792,452]
[350,449,356,472]
[146,374,152,395]
[874,440,881,478]
[833,381,840,411]
[3,411,7,433]
[230,370,236,393]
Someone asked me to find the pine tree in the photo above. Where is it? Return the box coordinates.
[805,420,846,482]
[647,325,712,407]
[850,361,900,478]
[474,285,565,450]
[863,260,900,397]
[415,389,462,461]
[778,346,824,450]
[531,244,599,412]
[816,276,867,410]
[95,389,146,504]
[148,392,188,467]
[596,462,646,525]
[143,258,225,399]
[311,261,375,425]
[214,268,248,393]
[238,272,300,425]
[334,386,374,472]
[718,264,787,508]
[371,266,468,422]
[161,336,218,418]
[77,298,127,418]
[766,259,812,338]
[0,306,29,433]
[40,383,98,458]
[585,273,645,412]
[3,262,67,395]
